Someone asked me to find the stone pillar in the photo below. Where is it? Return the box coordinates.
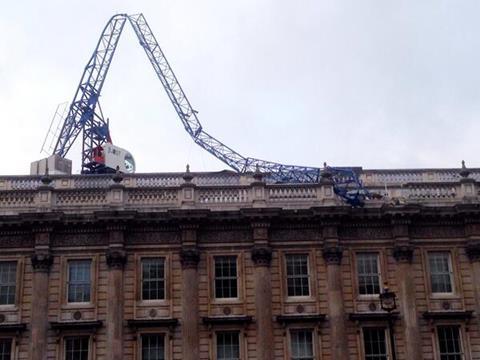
[392,220,422,360]
[251,221,273,360]
[180,223,200,360]
[30,230,53,360]
[180,248,200,360]
[322,243,348,360]
[106,227,127,360]
[465,218,480,330]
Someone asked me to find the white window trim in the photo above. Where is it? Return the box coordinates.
[285,253,312,299]
[356,252,382,298]
[428,251,455,296]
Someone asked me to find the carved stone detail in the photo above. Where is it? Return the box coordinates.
[106,249,127,269]
[180,248,200,269]
[31,253,53,272]
[251,246,272,267]
[466,243,480,262]
[322,246,343,265]
[393,245,414,263]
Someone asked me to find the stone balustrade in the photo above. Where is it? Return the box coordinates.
[0,168,478,214]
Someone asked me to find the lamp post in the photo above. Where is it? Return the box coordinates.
[379,287,397,360]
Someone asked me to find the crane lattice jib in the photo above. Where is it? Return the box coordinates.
[53,15,127,157]
[51,13,370,205]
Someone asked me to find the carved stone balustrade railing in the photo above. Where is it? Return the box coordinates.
[0,168,478,214]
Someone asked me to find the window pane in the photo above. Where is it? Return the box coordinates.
[0,262,16,305]
[214,256,238,299]
[286,255,310,297]
[142,334,165,360]
[363,328,388,360]
[65,336,89,360]
[357,254,380,295]
[0,339,11,360]
[291,330,314,360]
[438,326,463,360]
[429,253,453,294]
[216,331,240,360]
[67,260,91,303]
[142,258,165,300]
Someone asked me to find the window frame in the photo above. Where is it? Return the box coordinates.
[435,325,465,360]
[140,257,167,302]
[61,256,96,307]
[214,330,244,360]
[211,255,240,301]
[361,326,390,360]
[288,328,316,360]
[0,337,14,360]
[0,259,21,309]
[284,253,311,299]
[62,334,92,360]
[355,252,382,298]
[138,332,167,360]
[427,251,455,296]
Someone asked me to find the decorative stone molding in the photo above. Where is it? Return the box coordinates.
[106,249,127,269]
[180,248,200,269]
[322,246,343,265]
[393,245,414,263]
[31,253,53,272]
[466,243,480,262]
[251,246,272,267]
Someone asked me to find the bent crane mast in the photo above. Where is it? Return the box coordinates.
[51,13,370,206]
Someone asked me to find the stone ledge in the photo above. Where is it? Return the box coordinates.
[276,314,326,325]
[422,311,474,320]
[202,316,252,326]
[50,320,103,331]
[348,312,400,322]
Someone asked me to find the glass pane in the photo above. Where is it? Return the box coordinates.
[291,330,314,360]
[363,328,388,360]
[65,336,89,360]
[0,339,11,360]
[438,326,462,360]
[357,254,380,295]
[142,334,165,360]
[142,258,165,300]
[214,256,238,299]
[429,253,453,294]
[217,332,240,360]
[286,255,310,297]
[0,262,16,305]
[67,260,91,303]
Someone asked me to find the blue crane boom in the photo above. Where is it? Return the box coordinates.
[52,13,370,206]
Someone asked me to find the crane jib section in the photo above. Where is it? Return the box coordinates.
[51,13,369,206]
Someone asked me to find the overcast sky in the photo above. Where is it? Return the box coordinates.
[1,0,480,175]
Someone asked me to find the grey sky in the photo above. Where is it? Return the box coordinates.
[1,0,479,175]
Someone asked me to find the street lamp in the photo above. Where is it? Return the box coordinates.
[379,287,397,360]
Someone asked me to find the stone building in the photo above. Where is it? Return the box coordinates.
[0,166,479,359]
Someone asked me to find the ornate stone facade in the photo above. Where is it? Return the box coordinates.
[0,169,479,359]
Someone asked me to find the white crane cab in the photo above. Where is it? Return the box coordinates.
[92,143,136,173]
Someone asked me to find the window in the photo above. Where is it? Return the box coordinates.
[67,260,91,303]
[0,262,16,305]
[285,254,310,297]
[142,258,165,300]
[357,253,381,295]
[141,334,165,360]
[437,326,463,360]
[363,328,388,360]
[216,331,240,360]
[429,252,454,294]
[64,336,89,360]
[290,329,314,360]
[214,256,238,299]
[0,339,12,360]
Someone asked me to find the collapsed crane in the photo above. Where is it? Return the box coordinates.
[34,13,371,206]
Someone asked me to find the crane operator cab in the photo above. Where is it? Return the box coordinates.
[92,143,136,173]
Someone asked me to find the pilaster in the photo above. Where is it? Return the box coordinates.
[180,224,200,360]
[321,222,348,360]
[30,227,53,360]
[251,222,273,360]
[391,218,422,360]
[106,224,127,360]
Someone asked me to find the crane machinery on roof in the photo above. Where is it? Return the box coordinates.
[32,13,371,207]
